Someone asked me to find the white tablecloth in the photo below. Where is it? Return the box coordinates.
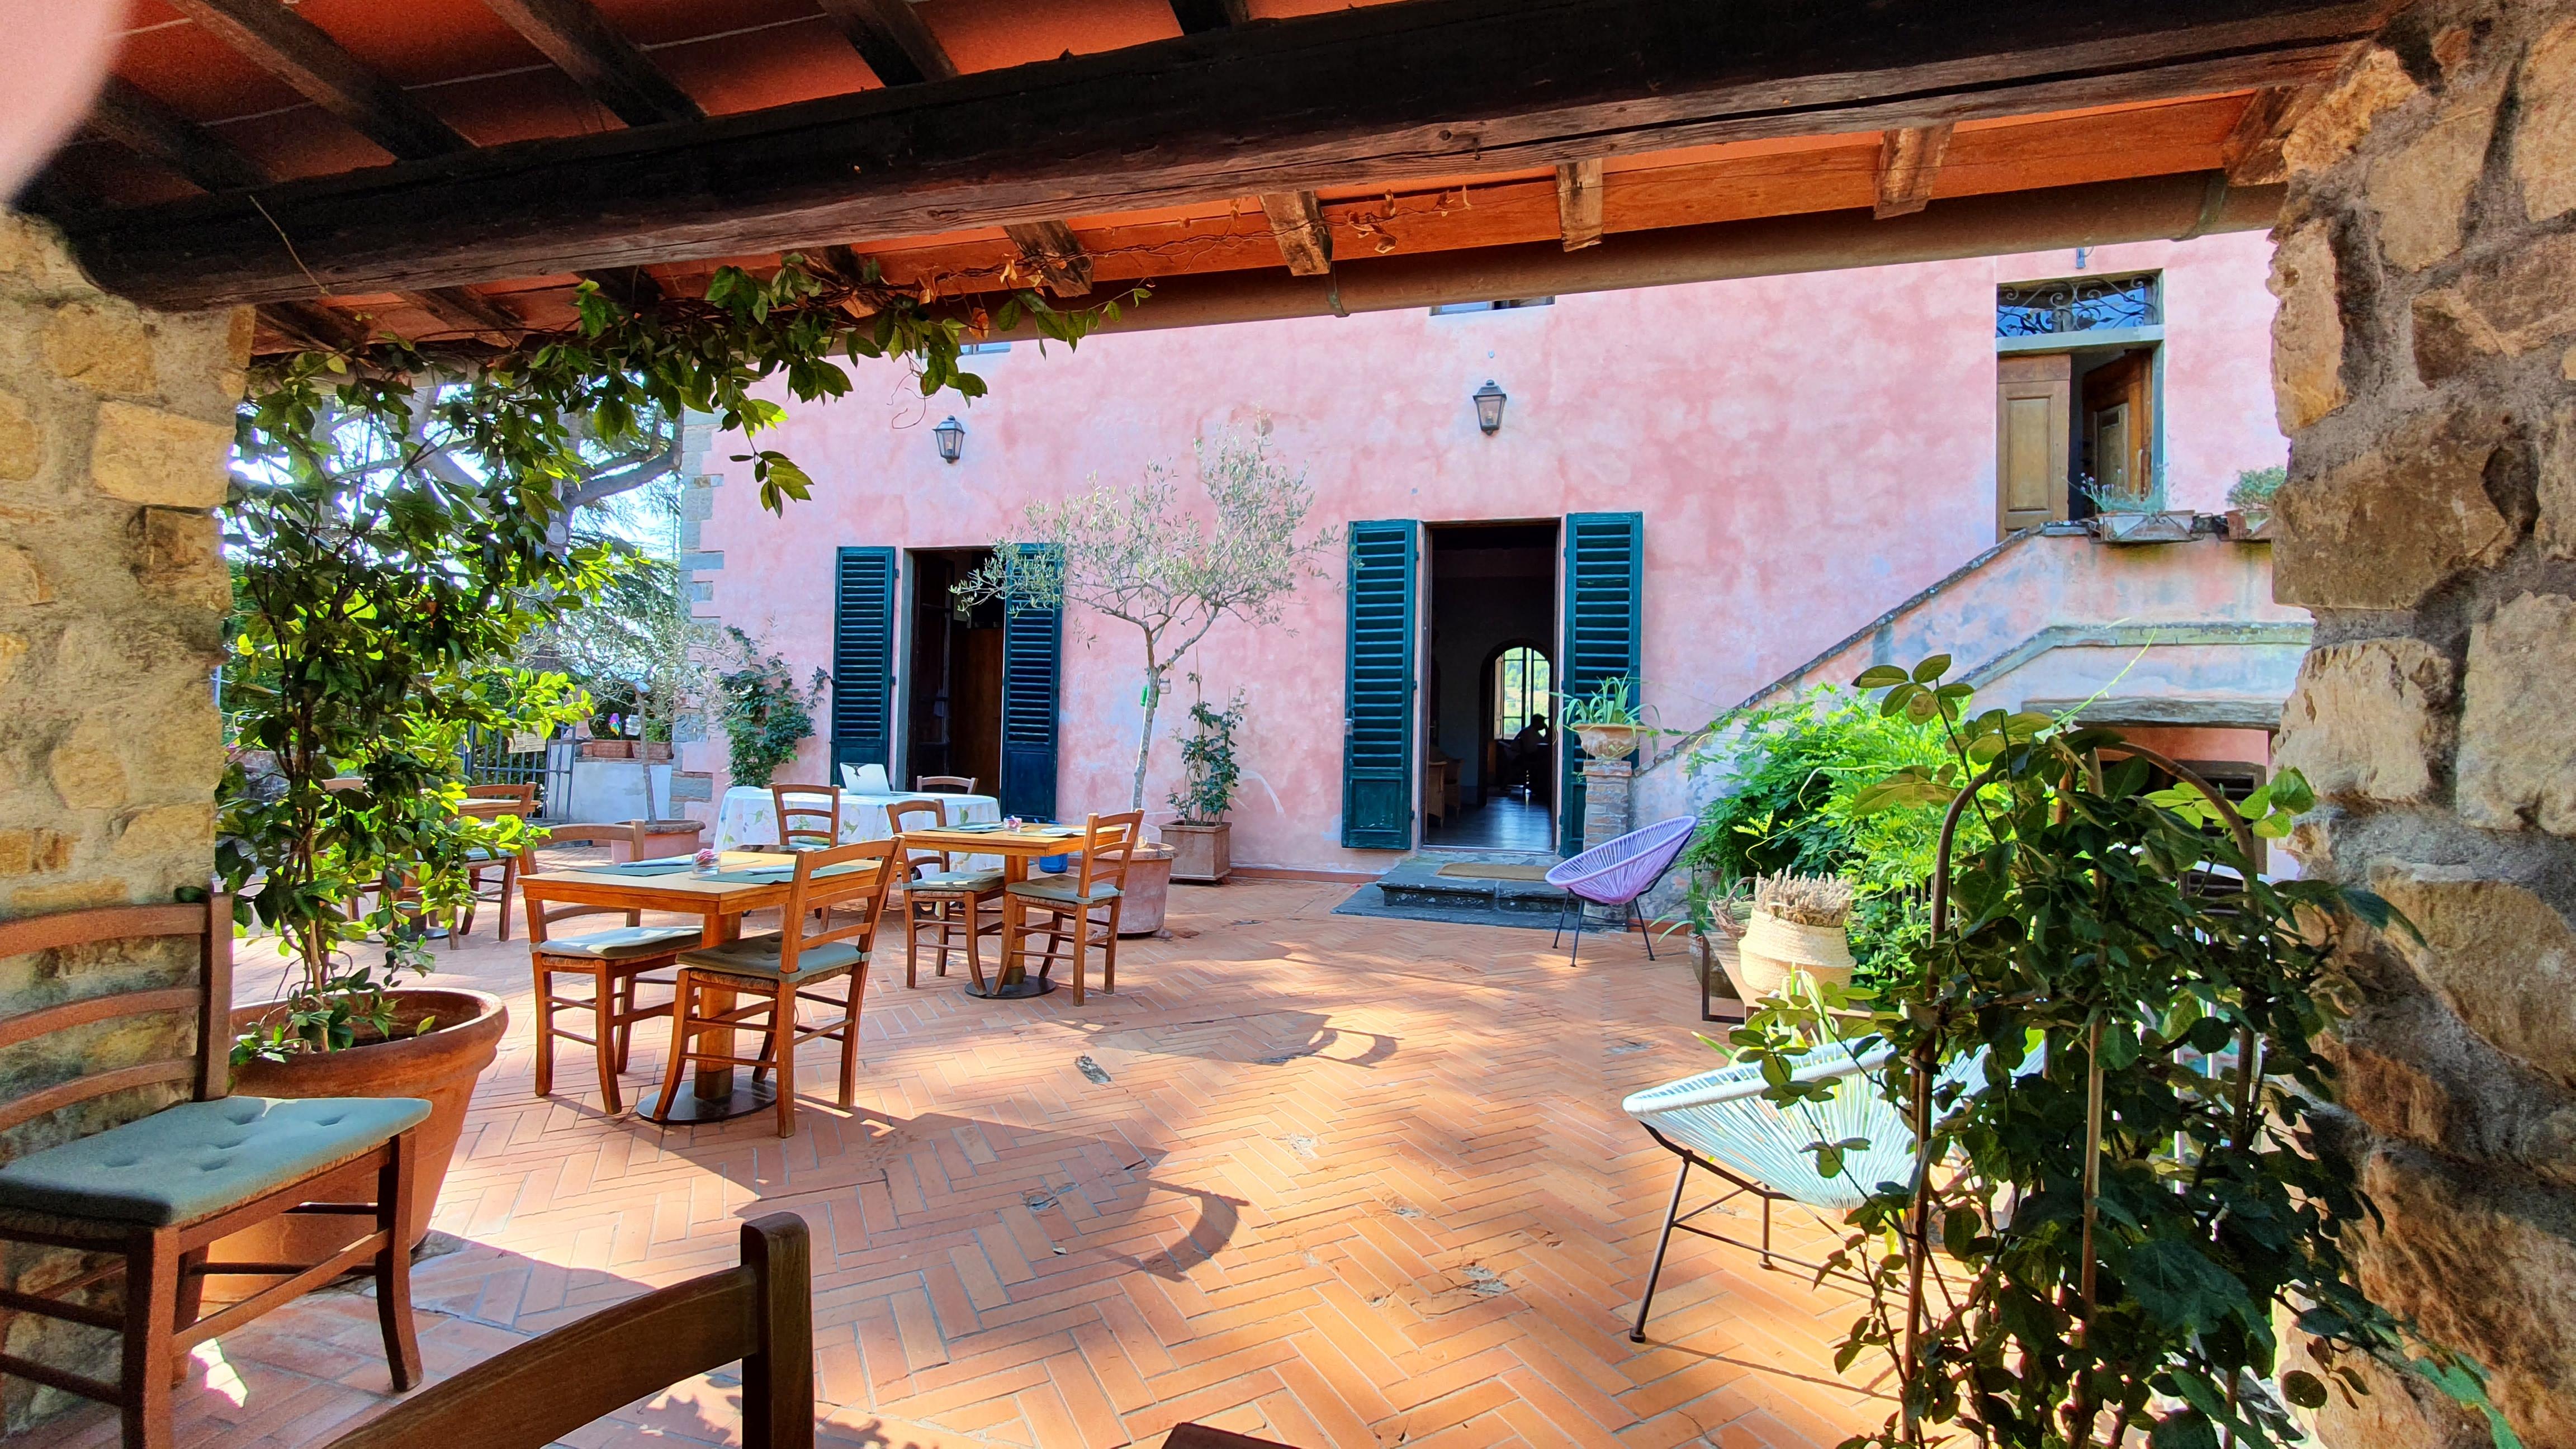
[710,787,1001,851]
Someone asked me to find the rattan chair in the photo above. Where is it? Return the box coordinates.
[998,811,1141,1005]
[887,798,1002,989]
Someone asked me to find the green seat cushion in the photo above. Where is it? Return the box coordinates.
[678,932,864,981]
[1005,878,1120,906]
[901,870,1002,894]
[536,925,701,960]
[0,1096,430,1227]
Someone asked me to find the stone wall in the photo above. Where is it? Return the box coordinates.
[2267,5,2576,1444]
[0,211,242,1426]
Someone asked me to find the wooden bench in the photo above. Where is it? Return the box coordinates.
[0,897,425,1449]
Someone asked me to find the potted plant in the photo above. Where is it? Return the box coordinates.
[1164,692,1244,884]
[2226,462,2285,540]
[1562,675,1655,760]
[2085,477,2198,543]
[957,425,1336,934]
[1726,871,1855,1001]
[715,627,827,788]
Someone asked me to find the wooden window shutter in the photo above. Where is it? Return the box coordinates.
[830,547,897,777]
[1996,353,2072,537]
[998,544,1063,820]
[1559,511,1644,855]
[1341,520,1418,850]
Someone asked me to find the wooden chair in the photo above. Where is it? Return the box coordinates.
[324,1214,813,1449]
[456,783,537,943]
[769,784,841,852]
[652,840,897,1138]
[523,825,698,1114]
[886,799,1002,991]
[915,775,976,793]
[998,811,1141,1005]
[0,897,425,1449]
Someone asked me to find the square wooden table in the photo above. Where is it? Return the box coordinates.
[520,851,810,1124]
[897,825,1088,1000]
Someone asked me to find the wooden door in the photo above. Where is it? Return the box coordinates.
[1995,354,2071,537]
[2084,349,2156,505]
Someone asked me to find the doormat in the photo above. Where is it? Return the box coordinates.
[1434,863,1556,883]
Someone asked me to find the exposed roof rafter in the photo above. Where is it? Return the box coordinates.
[481,0,705,127]
[87,76,271,192]
[1258,191,1333,276]
[165,0,471,160]
[814,0,958,86]
[1002,220,1095,296]
[1555,158,1604,250]
[1873,123,1956,217]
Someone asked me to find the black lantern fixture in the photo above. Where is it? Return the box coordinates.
[933,415,966,463]
[1472,380,1507,435]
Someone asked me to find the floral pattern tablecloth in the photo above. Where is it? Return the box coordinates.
[709,787,1001,854]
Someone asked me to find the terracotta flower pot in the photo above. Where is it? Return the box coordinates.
[613,820,705,861]
[1161,820,1232,883]
[2224,507,2275,541]
[580,739,634,760]
[1727,908,1855,1001]
[220,988,507,1270]
[1120,844,1176,936]
[1572,723,1644,760]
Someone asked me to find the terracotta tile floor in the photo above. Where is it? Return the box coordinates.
[35,868,1886,1449]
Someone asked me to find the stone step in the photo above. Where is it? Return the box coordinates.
[1374,851,1569,916]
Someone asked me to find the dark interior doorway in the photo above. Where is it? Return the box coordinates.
[1423,520,1557,851]
[903,548,1005,793]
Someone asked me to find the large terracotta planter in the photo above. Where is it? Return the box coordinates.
[1119,844,1176,936]
[1571,723,1644,760]
[1727,909,1855,1001]
[1161,821,1232,883]
[612,820,704,860]
[222,988,507,1265]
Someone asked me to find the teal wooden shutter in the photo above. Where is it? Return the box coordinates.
[1341,520,1418,849]
[830,547,897,778]
[1559,512,1644,854]
[998,544,1063,820]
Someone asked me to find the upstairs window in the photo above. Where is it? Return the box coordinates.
[1431,297,1556,316]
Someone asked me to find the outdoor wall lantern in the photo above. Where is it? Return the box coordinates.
[933,415,966,463]
[1472,380,1507,435]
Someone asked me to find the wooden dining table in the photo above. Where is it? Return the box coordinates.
[518,850,815,1125]
[896,823,1090,1000]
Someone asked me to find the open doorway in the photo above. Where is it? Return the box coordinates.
[902,548,1005,793]
[1423,520,1557,850]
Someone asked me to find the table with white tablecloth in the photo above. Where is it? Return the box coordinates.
[708,787,1000,852]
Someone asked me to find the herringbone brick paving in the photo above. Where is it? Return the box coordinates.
[27,867,1884,1449]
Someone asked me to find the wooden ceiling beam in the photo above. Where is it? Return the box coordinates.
[402,286,523,339]
[1555,158,1604,250]
[814,0,958,86]
[481,0,704,127]
[164,0,471,160]
[1001,221,1095,296]
[2222,85,2315,185]
[259,300,371,352]
[53,0,2387,309]
[87,77,272,192]
[1169,0,1253,34]
[1873,123,1955,217]
[1258,192,1333,276]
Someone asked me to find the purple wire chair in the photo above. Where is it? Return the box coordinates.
[1546,816,1697,963]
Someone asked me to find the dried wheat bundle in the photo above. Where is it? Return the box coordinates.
[1752,872,1854,927]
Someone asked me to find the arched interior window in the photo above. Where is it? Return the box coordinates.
[1491,646,1551,739]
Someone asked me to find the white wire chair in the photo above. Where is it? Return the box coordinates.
[1620,1038,1985,1341]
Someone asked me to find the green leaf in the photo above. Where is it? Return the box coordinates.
[1853,665,1909,688]
[2123,1237,2243,1334]
[2281,1370,2328,1409]
[1910,655,1952,683]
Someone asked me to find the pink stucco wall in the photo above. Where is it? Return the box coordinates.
[692,232,2287,873]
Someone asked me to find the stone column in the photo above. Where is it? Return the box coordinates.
[1580,757,1632,852]
[2266,7,2576,1445]
[0,212,244,1427]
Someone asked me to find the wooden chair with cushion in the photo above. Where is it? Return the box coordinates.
[455,783,538,943]
[325,1214,812,1449]
[886,799,1002,991]
[768,784,841,852]
[915,775,976,793]
[652,840,897,1138]
[0,897,425,1449]
[522,825,699,1114]
[998,811,1141,1005]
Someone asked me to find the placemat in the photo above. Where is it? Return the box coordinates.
[591,860,697,876]
[708,866,798,883]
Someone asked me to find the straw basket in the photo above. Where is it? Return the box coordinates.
[1729,906,1856,1000]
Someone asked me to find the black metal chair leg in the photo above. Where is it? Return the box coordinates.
[1631,1156,1692,1342]
[1551,896,1567,950]
[1635,901,1656,960]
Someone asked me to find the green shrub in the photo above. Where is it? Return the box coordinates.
[2228,463,2287,507]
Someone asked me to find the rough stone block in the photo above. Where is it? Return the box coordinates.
[2367,73,2506,269]
[2329,1037,2455,1144]
[2544,401,2576,559]
[87,402,231,509]
[6,879,131,913]
[2517,19,2576,220]
[2269,224,2346,432]
[2352,1144,2576,1448]
[112,803,212,859]
[0,829,72,877]
[2284,46,2421,173]
[132,507,230,610]
[2409,233,2576,380]
[40,302,157,397]
[2296,1340,2490,1449]
[2457,591,2576,833]
[0,543,48,606]
[47,716,128,811]
[0,632,25,692]
[0,389,39,481]
[2373,863,2576,1086]
[2275,407,2517,609]
[2275,637,2454,802]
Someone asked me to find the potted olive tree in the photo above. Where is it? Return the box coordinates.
[1164,693,1244,883]
[956,425,1335,931]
